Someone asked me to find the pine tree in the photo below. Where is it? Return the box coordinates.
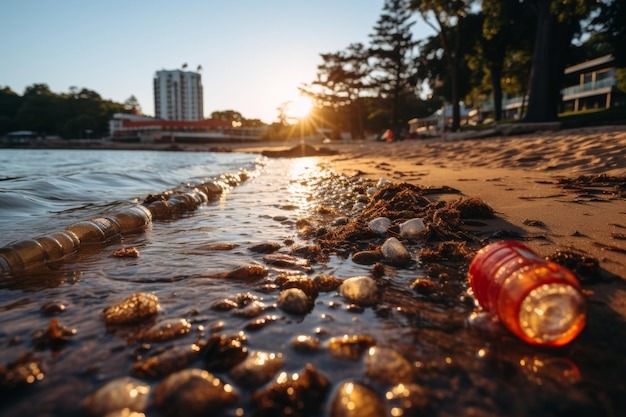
[369,0,419,134]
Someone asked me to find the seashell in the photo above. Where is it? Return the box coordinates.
[83,377,150,416]
[329,380,387,417]
[103,293,159,325]
[368,217,391,235]
[154,369,238,417]
[365,346,413,385]
[376,178,390,187]
[381,237,412,266]
[251,364,330,415]
[277,288,313,315]
[228,351,283,389]
[366,186,378,196]
[137,318,192,342]
[399,218,426,241]
[132,343,201,378]
[327,334,377,360]
[339,276,379,307]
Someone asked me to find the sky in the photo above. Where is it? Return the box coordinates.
[1,0,435,124]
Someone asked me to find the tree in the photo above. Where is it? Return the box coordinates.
[302,42,371,138]
[410,0,476,131]
[524,0,597,123]
[369,0,419,132]
[123,95,142,114]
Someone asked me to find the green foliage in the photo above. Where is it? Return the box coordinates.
[0,83,127,138]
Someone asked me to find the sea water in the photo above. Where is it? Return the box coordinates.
[0,149,257,246]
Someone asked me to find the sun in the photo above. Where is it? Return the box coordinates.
[287,95,313,120]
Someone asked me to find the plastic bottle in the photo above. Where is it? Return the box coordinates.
[468,241,586,347]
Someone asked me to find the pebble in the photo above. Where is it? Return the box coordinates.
[313,273,342,292]
[136,318,192,342]
[132,343,201,378]
[83,377,150,416]
[154,369,238,417]
[251,364,330,416]
[327,334,377,360]
[381,237,412,266]
[399,218,426,241]
[339,276,379,306]
[365,346,413,385]
[368,217,392,235]
[228,351,283,388]
[277,288,312,315]
[103,293,159,325]
[352,250,383,265]
[386,383,430,415]
[204,334,248,372]
[292,334,322,352]
[248,242,281,253]
[329,380,387,417]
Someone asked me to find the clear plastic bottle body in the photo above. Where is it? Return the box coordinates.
[468,241,586,347]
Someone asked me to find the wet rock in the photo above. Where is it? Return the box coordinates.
[112,247,140,258]
[154,369,238,417]
[292,334,322,352]
[277,275,318,299]
[277,288,313,315]
[368,217,391,235]
[386,383,430,416]
[410,278,437,295]
[328,334,377,360]
[223,264,269,281]
[32,318,76,350]
[210,298,239,311]
[313,273,342,292]
[132,343,201,378]
[329,380,387,417]
[40,301,66,315]
[249,242,281,254]
[399,218,426,241]
[352,250,383,265]
[83,377,150,416]
[245,314,279,331]
[103,293,159,325]
[0,353,44,390]
[365,346,413,385]
[252,363,330,417]
[232,300,268,318]
[228,351,283,389]
[204,334,248,372]
[204,242,237,251]
[263,253,312,272]
[381,237,412,266]
[136,318,191,342]
[339,276,379,307]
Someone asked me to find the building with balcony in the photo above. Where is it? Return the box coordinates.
[154,69,204,121]
[561,54,624,112]
[474,54,624,121]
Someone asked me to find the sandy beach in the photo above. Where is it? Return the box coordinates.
[238,125,626,319]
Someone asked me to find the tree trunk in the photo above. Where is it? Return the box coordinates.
[525,0,575,123]
[490,63,503,121]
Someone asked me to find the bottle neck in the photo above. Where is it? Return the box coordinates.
[517,283,586,346]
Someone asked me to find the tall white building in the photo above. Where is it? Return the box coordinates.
[153,69,204,121]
